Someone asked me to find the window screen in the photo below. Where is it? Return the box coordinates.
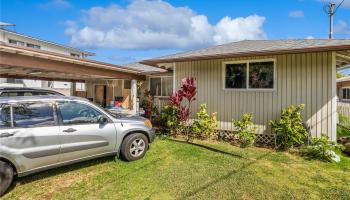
[249,61,274,89]
[224,61,275,89]
[150,78,162,96]
[343,88,350,99]
[161,77,173,96]
[225,63,247,89]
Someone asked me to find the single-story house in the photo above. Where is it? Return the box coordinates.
[142,39,350,141]
[337,75,350,102]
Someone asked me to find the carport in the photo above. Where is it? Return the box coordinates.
[0,43,146,113]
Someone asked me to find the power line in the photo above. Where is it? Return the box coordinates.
[335,0,345,13]
[323,0,345,39]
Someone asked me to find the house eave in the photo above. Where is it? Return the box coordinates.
[142,45,350,65]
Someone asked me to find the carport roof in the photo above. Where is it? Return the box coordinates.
[0,43,146,82]
[123,62,168,74]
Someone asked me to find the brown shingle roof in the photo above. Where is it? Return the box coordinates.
[142,39,350,64]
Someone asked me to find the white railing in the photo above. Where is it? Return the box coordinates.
[338,101,350,127]
[154,97,169,112]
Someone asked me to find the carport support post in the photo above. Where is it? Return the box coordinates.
[131,79,137,115]
[70,82,76,96]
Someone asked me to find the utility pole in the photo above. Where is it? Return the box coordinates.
[323,0,345,39]
[326,3,336,39]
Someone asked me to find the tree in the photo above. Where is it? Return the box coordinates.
[337,72,346,78]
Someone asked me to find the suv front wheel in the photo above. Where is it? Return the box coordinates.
[120,133,149,161]
[0,161,14,196]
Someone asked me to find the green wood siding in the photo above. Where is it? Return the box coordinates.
[174,52,337,140]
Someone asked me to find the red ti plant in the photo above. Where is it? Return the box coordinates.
[181,77,197,103]
[178,107,190,122]
[167,77,196,141]
[169,90,183,107]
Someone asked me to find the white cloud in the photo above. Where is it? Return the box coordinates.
[289,10,304,18]
[335,20,350,35]
[39,0,72,9]
[213,15,266,44]
[65,0,267,49]
[306,36,314,39]
[64,20,77,35]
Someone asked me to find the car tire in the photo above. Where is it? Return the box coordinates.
[0,161,14,197]
[120,133,149,161]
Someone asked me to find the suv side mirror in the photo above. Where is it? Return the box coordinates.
[98,115,108,124]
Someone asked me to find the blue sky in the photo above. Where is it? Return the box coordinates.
[1,0,350,65]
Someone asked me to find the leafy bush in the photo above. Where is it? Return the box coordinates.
[337,125,350,138]
[270,104,308,150]
[338,113,350,128]
[164,77,197,141]
[233,113,257,148]
[301,134,344,162]
[192,104,218,139]
[160,105,180,135]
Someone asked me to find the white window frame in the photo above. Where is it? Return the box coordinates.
[123,80,131,90]
[26,43,41,49]
[222,58,277,92]
[342,87,350,99]
[149,76,173,97]
[9,39,25,46]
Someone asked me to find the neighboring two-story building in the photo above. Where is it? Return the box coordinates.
[0,27,171,113]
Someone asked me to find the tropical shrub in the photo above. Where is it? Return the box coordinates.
[161,77,197,141]
[301,134,344,162]
[192,104,218,139]
[338,113,350,128]
[270,104,308,150]
[179,77,197,142]
[233,113,257,148]
[160,105,180,135]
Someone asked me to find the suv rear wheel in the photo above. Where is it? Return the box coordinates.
[120,133,149,161]
[0,161,14,196]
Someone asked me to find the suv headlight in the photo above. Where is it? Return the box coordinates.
[144,119,152,128]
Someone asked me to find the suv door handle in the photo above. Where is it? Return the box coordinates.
[62,128,77,133]
[0,132,15,138]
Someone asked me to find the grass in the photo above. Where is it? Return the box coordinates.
[337,125,350,138]
[2,137,350,200]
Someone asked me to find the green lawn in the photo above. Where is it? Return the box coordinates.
[3,137,350,200]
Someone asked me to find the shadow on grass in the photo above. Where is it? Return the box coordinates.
[7,156,116,194]
[177,151,272,200]
[7,154,167,196]
[167,138,244,159]
[115,156,164,180]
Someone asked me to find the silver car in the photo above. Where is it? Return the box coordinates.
[0,96,155,196]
